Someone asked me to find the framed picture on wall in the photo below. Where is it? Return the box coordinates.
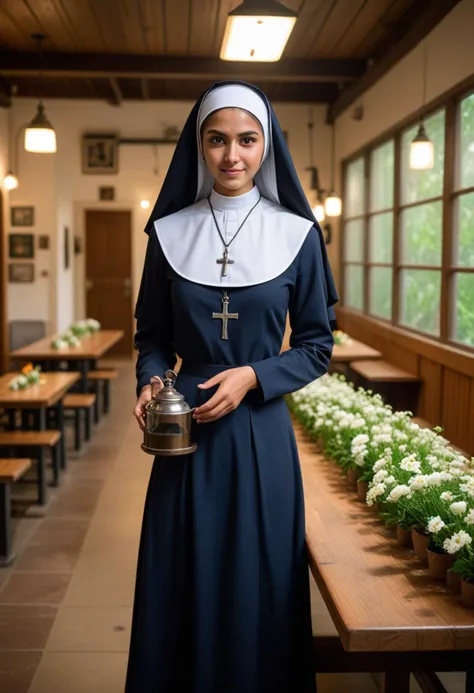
[11,206,35,227]
[8,263,35,283]
[38,235,50,250]
[9,233,35,259]
[99,186,115,201]
[82,133,119,174]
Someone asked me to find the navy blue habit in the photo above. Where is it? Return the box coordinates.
[125,81,338,693]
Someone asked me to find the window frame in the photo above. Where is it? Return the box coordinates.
[340,76,474,354]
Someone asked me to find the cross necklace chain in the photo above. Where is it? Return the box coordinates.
[208,194,261,339]
[208,195,262,278]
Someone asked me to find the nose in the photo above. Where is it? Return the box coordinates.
[224,141,239,164]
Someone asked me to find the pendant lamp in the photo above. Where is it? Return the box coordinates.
[24,34,57,154]
[410,41,433,170]
[3,170,19,190]
[325,123,342,218]
[220,0,297,62]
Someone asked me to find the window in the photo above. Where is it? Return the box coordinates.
[341,84,474,353]
[452,93,474,347]
[343,158,365,311]
[368,141,394,319]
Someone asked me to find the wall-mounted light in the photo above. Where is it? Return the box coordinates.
[3,170,18,191]
[140,200,150,210]
[220,0,297,62]
[306,112,332,244]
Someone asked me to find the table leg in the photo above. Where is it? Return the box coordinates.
[80,360,89,394]
[0,483,14,566]
[38,408,46,431]
[37,447,47,506]
[466,671,474,693]
[382,671,411,693]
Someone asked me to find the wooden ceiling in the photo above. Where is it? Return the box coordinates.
[0,0,462,117]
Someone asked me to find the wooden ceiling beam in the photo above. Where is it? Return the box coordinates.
[327,0,463,122]
[0,52,366,84]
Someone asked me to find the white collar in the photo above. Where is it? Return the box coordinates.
[155,196,313,288]
[208,186,261,212]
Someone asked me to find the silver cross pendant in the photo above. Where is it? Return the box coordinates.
[212,291,239,340]
[216,247,234,278]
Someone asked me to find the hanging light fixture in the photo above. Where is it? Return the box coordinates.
[325,122,342,218]
[220,0,297,62]
[410,40,433,170]
[24,34,57,154]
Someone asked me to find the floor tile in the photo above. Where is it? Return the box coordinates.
[28,652,128,693]
[0,605,57,649]
[46,606,132,652]
[0,573,71,605]
[0,650,42,693]
[63,566,136,607]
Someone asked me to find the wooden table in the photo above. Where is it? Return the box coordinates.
[331,338,382,363]
[296,424,474,692]
[11,330,124,391]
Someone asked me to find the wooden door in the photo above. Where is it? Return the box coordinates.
[85,210,133,357]
[0,190,7,372]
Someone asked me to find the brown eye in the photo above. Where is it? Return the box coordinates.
[209,136,224,145]
[241,137,256,145]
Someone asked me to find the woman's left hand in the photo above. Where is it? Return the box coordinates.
[193,366,258,423]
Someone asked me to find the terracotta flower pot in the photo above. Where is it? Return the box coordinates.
[446,568,462,591]
[411,526,429,562]
[427,548,455,580]
[461,579,474,608]
[347,468,358,487]
[357,480,369,503]
[396,525,412,547]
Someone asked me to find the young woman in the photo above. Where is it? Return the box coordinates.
[126,81,338,693]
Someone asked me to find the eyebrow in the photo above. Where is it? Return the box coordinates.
[206,129,260,137]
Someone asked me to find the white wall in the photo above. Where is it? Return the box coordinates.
[330,0,474,287]
[4,98,331,332]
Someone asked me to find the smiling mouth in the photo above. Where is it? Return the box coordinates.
[222,169,244,174]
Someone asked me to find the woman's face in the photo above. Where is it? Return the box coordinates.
[201,108,265,197]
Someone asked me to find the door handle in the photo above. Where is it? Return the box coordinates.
[86,279,93,291]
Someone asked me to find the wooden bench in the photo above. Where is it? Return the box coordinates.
[350,359,422,413]
[88,368,118,418]
[295,423,474,693]
[63,393,96,451]
[0,430,61,505]
[0,458,32,565]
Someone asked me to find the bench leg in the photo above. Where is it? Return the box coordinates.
[51,443,60,487]
[37,448,47,506]
[466,671,474,693]
[0,482,14,566]
[84,407,92,442]
[74,410,82,452]
[56,400,67,471]
[382,671,411,693]
[103,380,110,414]
[93,385,100,425]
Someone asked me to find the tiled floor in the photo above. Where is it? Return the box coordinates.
[0,361,466,692]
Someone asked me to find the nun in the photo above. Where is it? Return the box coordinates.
[126,81,338,693]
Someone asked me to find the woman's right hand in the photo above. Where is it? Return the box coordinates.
[133,376,164,431]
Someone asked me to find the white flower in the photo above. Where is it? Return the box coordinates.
[440,491,454,502]
[373,469,388,484]
[373,459,387,472]
[443,530,472,555]
[427,516,446,534]
[465,509,474,525]
[352,434,369,447]
[385,475,396,484]
[400,455,421,473]
[387,484,411,502]
[408,475,429,490]
[450,501,467,516]
[366,484,386,506]
[399,444,407,452]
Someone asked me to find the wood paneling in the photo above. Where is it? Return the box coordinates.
[337,308,474,455]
